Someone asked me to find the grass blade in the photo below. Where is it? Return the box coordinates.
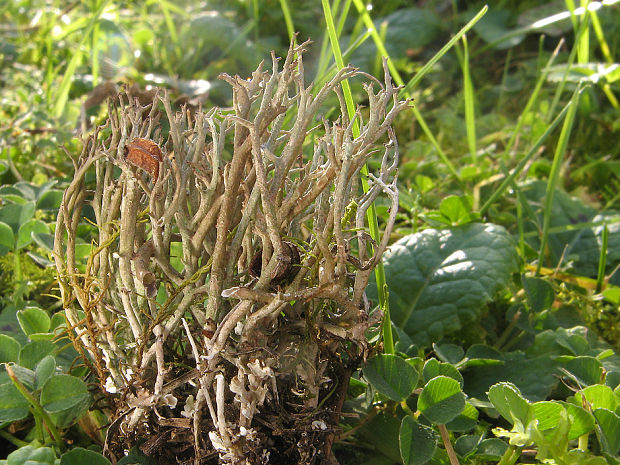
[351,2,488,182]
[536,83,585,274]
[53,0,111,118]
[459,35,477,163]
[596,225,609,293]
[280,0,296,43]
[322,0,393,354]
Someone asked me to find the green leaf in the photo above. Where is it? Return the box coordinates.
[0,201,36,234]
[19,341,55,370]
[561,402,595,440]
[433,343,465,365]
[37,190,63,211]
[454,434,480,457]
[476,438,508,460]
[547,63,620,84]
[17,307,51,336]
[359,411,403,463]
[445,401,479,432]
[40,374,89,413]
[51,392,91,429]
[532,401,565,436]
[418,376,466,424]
[473,8,524,49]
[422,359,463,387]
[0,221,15,255]
[399,416,437,465]
[521,181,620,279]
[17,219,50,250]
[35,356,56,390]
[31,232,55,253]
[363,354,419,401]
[593,408,620,455]
[116,443,159,464]
[438,195,479,226]
[368,223,519,347]
[564,356,604,386]
[523,276,554,312]
[8,364,35,390]
[488,382,532,429]
[60,447,112,465]
[348,7,441,72]
[576,385,617,411]
[0,382,30,422]
[465,351,559,402]
[606,371,620,389]
[0,334,20,363]
[6,445,55,465]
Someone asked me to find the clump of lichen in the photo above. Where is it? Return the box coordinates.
[54,41,407,464]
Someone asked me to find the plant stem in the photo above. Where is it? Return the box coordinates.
[494,310,521,350]
[4,364,64,452]
[400,400,416,417]
[0,428,28,447]
[497,445,522,465]
[438,424,460,465]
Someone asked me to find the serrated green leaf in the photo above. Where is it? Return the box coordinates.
[576,385,617,411]
[418,376,466,424]
[0,382,30,422]
[40,374,89,413]
[0,221,15,255]
[363,354,419,401]
[17,307,51,336]
[422,359,463,387]
[593,408,620,455]
[60,447,112,465]
[368,223,519,347]
[6,445,55,465]
[400,416,437,465]
[561,402,595,440]
[532,401,564,436]
[17,219,50,250]
[0,334,20,363]
[488,382,532,429]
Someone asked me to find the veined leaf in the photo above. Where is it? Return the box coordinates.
[369,223,519,346]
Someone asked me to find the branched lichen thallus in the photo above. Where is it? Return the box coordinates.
[54,40,408,464]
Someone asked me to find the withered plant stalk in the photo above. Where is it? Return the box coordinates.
[54,41,407,464]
